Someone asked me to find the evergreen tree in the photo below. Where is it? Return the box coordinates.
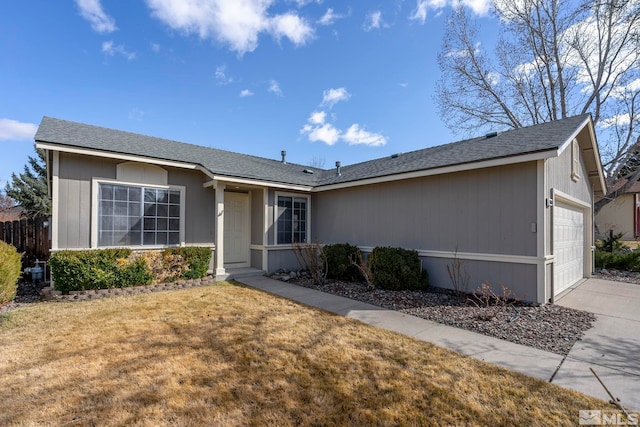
[5,145,50,218]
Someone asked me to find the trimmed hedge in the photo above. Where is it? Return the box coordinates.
[323,243,361,282]
[50,247,212,292]
[0,241,21,304]
[369,246,429,290]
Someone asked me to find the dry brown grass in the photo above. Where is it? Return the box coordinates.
[0,281,606,426]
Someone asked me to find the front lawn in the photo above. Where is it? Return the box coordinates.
[0,281,606,426]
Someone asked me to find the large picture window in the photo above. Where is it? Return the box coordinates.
[98,183,182,247]
[276,195,308,244]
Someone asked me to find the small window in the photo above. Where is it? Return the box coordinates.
[571,139,580,181]
[98,182,182,247]
[276,194,308,244]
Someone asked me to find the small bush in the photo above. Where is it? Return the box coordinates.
[50,249,135,292]
[595,231,625,253]
[369,246,429,290]
[323,243,361,281]
[595,250,640,271]
[0,241,21,304]
[164,247,211,279]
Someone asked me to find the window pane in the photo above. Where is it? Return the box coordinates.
[128,232,141,246]
[115,186,128,201]
[169,218,180,231]
[144,218,156,231]
[129,188,141,202]
[144,203,156,216]
[169,205,180,218]
[144,189,156,202]
[157,204,168,217]
[157,218,168,231]
[156,232,168,245]
[100,200,113,216]
[169,191,180,204]
[157,190,169,204]
[99,231,113,247]
[129,217,142,231]
[129,203,140,217]
[100,184,114,200]
[168,232,180,245]
[114,201,128,216]
[143,232,155,245]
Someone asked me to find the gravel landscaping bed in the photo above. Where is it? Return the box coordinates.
[595,268,640,285]
[280,275,596,355]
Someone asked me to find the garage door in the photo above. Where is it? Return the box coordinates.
[554,200,585,295]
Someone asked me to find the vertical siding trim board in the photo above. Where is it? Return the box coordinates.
[51,151,59,251]
[536,160,547,304]
[262,188,269,271]
[214,183,226,275]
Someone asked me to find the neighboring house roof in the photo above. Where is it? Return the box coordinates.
[35,114,601,190]
[607,179,640,195]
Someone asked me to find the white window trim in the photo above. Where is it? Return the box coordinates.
[91,178,186,249]
[273,191,311,246]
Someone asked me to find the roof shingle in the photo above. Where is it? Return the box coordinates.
[35,114,591,187]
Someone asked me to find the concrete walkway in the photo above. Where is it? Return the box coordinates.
[555,278,640,411]
[237,275,640,411]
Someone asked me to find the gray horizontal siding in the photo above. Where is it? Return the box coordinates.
[312,162,538,257]
[56,152,214,249]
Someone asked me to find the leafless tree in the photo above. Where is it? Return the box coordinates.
[437,0,640,213]
[307,156,326,169]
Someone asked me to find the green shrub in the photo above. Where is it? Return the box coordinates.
[369,246,429,290]
[595,250,640,271]
[0,241,21,304]
[323,243,361,281]
[164,247,211,279]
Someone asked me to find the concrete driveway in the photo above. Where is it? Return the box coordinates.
[554,278,640,411]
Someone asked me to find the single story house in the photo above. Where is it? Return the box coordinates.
[595,180,640,241]
[36,114,605,303]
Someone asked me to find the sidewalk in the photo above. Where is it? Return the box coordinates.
[555,278,640,411]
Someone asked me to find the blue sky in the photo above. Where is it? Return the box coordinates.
[0,0,496,187]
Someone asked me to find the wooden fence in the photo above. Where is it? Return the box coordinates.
[0,217,51,265]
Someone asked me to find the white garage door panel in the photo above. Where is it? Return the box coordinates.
[554,201,585,295]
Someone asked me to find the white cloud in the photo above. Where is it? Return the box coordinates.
[102,41,136,60]
[342,124,387,147]
[0,119,37,141]
[398,82,409,88]
[410,0,490,24]
[151,42,161,52]
[270,13,314,45]
[364,10,385,31]
[308,111,326,125]
[300,106,387,147]
[76,0,117,33]
[240,89,254,97]
[318,8,344,26]
[145,0,315,55]
[215,65,234,85]
[268,80,283,96]
[321,87,351,107]
[301,122,341,146]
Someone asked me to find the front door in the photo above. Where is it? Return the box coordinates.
[224,192,250,267]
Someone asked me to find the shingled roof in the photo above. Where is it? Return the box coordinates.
[35,114,593,188]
